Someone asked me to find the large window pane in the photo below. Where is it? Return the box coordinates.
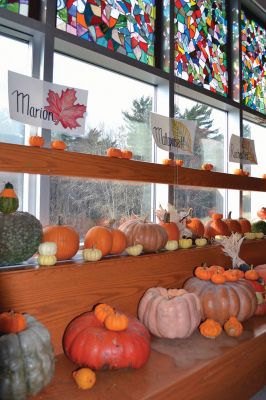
[174,0,228,96]
[174,95,226,171]
[0,0,29,16]
[56,1,156,66]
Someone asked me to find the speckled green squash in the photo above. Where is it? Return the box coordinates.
[0,212,42,266]
[0,314,55,400]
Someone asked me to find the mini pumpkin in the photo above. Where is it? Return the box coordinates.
[244,266,259,281]
[224,317,243,337]
[255,232,264,239]
[179,238,192,249]
[125,244,143,256]
[204,213,230,239]
[138,287,201,339]
[0,182,19,214]
[158,211,180,241]
[244,232,256,240]
[238,217,251,234]
[199,319,222,338]
[29,135,45,147]
[186,218,205,239]
[83,248,102,262]
[162,159,176,166]
[38,242,57,256]
[195,237,207,247]
[176,159,184,167]
[121,150,133,159]
[51,140,67,150]
[37,254,57,266]
[165,240,179,251]
[201,163,213,171]
[72,368,96,390]
[194,265,211,281]
[104,312,129,331]
[211,270,226,284]
[224,269,239,282]
[0,311,27,334]
[107,147,122,158]
[94,303,115,323]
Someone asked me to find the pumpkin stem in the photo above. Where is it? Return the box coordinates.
[58,216,63,225]
[228,211,232,219]
[163,212,170,223]
[4,182,14,190]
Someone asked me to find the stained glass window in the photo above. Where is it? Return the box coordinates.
[174,0,228,96]
[163,0,170,72]
[241,11,266,115]
[56,0,156,66]
[0,0,29,16]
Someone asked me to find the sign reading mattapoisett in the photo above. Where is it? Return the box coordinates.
[229,134,257,164]
[150,112,196,155]
[8,71,88,135]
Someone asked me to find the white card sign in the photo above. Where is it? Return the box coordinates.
[229,134,257,164]
[8,71,88,135]
[150,112,196,154]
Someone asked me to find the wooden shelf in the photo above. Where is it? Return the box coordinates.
[1,142,266,191]
[31,317,266,400]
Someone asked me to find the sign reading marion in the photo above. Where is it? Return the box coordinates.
[8,71,88,135]
[229,134,257,164]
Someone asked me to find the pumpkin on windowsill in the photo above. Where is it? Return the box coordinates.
[63,308,151,370]
[0,311,55,400]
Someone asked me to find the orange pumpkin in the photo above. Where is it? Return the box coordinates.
[208,265,225,275]
[186,217,204,238]
[211,271,226,284]
[223,212,242,234]
[199,319,222,338]
[233,168,244,176]
[110,228,127,255]
[201,163,213,171]
[244,266,259,281]
[162,159,176,166]
[204,213,230,239]
[51,140,67,150]
[121,150,133,159]
[176,159,184,167]
[29,135,45,147]
[158,212,180,241]
[224,269,239,282]
[107,147,122,158]
[224,317,243,337]
[194,265,211,280]
[257,207,266,220]
[42,220,79,260]
[94,304,115,323]
[104,312,129,331]
[238,217,251,234]
[84,226,113,256]
[0,311,27,334]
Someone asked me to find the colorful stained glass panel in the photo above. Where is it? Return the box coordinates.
[163,0,170,72]
[0,0,29,16]
[174,0,228,96]
[241,11,266,115]
[56,0,156,66]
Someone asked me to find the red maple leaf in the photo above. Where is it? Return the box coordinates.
[44,88,86,129]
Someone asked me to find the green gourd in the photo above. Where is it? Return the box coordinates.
[251,220,266,235]
[0,313,55,400]
[0,182,42,266]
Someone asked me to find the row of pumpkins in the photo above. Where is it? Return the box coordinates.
[1,263,266,398]
[1,182,265,266]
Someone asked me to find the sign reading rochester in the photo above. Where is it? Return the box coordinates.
[8,71,88,135]
[150,112,197,155]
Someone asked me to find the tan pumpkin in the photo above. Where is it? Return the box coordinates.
[183,277,257,325]
[118,217,168,252]
[204,213,230,239]
[138,287,201,339]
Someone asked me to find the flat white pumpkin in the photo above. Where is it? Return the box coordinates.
[195,237,207,247]
[165,240,178,251]
[83,248,102,262]
[125,244,143,256]
[179,238,192,249]
[38,242,57,256]
[37,255,57,266]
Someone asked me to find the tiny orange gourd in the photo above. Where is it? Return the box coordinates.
[107,147,122,158]
[29,135,45,147]
[72,368,96,390]
[0,311,27,334]
[224,317,243,337]
[201,163,213,171]
[121,150,133,159]
[208,265,225,275]
[104,312,129,331]
[211,270,226,284]
[224,269,239,282]
[199,319,222,339]
[162,159,176,166]
[194,265,211,281]
[51,140,67,150]
[176,159,184,167]
[94,304,115,323]
[244,266,259,281]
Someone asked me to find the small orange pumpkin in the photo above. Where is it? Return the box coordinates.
[121,150,133,159]
[158,212,180,241]
[224,317,243,337]
[107,147,122,158]
[223,212,242,234]
[104,312,129,331]
[72,368,96,390]
[162,159,176,166]
[233,168,244,176]
[204,213,230,239]
[208,265,225,275]
[84,226,113,256]
[0,311,27,334]
[29,135,45,147]
[201,163,213,171]
[51,140,67,150]
[224,269,239,282]
[176,159,184,167]
[211,270,226,284]
[244,266,259,281]
[94,304,115,323]
[199,319,222,338]
[238,217,251,234]
[194,265,211,280]
[257,207,266,220]
[186,217,204,238]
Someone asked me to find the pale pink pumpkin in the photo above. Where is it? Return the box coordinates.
[138,287,201,339]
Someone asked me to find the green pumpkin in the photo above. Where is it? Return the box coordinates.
[0,182,19,214]
[251,220,266,235]
[0,211,42,266]
[0,314,55,400]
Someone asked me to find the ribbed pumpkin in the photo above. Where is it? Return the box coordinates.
[157,212,180,241]
[138,287,201,338]
[183,277,257,325]
[0,313,55,400]
[0,183,42,266]
[118,217,168,252]
[204,213,230,239]
[238,217,251,234]
[84,226,113,256]
[223,212,242,234]
[42,218,79,260]
[63,311,150,370]
[186,217,205,238]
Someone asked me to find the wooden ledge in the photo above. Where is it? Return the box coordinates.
[31,317,266,400]
[1,142,266,191]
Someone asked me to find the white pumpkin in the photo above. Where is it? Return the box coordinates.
[195,237,207,247]
[179,238,192,249]
[244,232,256,240]
[83,248,102,262]
[165,240,178,251]
[37,255,57,266]
[255,232,264,239]
[125,244,143,256]
[38,242,57,256]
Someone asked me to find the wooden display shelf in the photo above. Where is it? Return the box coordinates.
[31,317,266,400]
[1,142,266,191]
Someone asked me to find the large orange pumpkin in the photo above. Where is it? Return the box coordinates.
[204,213,230,239]
[186,217,204,238]
[183,277,257,325]
[84,226,112,256]
[223,212,242,234]
[109,229,127,255]
[238,217,251,234]
[158,212,180,241]
[138,287,201,338]
[118,217,168,252]
[42,222,79,260]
